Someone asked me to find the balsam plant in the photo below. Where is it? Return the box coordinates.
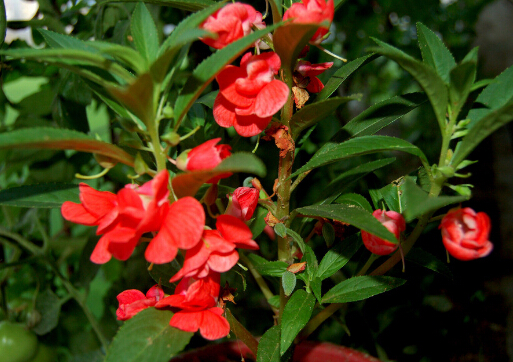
[0,0,511,361]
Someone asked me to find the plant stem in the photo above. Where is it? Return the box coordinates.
[0,228,42,256]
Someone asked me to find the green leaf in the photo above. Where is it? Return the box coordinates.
[99,0,214,11]
[335,193,373,213]
[0,183,79,208]
[247,254,288,277]
[257,325,281,362]
[369,38,448,133]
[38,28,99,52]
[282,271,296,296]
[88,41,146,74]
[108,73,155,125]
[291,135,428,178]
[104,308,192,362]
[274,23,319,76]
[295,204,398,243]
[310,277,322,304]
[274,223,287,238]
[131,3,159,65]
[302,244,318,282]
[402,178,469,221]
[32,289,61,335]
[342,93,428,139]
[268,0,283,24]
[317,234,362,280]
[334,0,348,11]
[322,223,336,247]
[468,64,513,125]
[316,53,377,101]
[280,290,316,355]
[406,248,453,279]
[319,158,396,202]
[322,276,406,304]
[449,62,476,120]
[148,259,182,289]
[285,227,306,254]
[291,95,361,139]
[174,23,281,126]
[249,206,268,239]
[171,152,266,198]
[225,308,259,358]
[416,22,456,84]
[0,128,135,167]
[0,0,6,47]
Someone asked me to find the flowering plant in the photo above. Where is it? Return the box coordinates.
[0,0,511,361]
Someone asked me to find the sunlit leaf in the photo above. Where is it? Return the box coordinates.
[317,234,362,280]
[131,3,159,65]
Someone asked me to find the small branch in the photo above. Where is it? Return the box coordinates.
[0,227,42,256]
[290,171,311,193]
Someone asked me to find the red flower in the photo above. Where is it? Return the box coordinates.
[62,171,170,263]
[283,0,335,44]
[156,273,230,340]
[170,215,258,282]
[200,3,266,49]
[439,208,493,261]
[225,187,259,221]
[361,210,405,255]
[177,138,232,184]
[116,285,164,321]
[214,52,290,137]
[295,60,333,93]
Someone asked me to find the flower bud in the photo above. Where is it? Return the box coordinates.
[161,131,181,147]
[439,207,493,261]
[361,210,406,255]
[225,187,259,221]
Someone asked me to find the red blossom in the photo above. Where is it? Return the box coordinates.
[116,285,164,321]
[170,215,258,282]
[439,207,493,261]
[177,138,232,184]
[156,273,230,340]
[61,171,170,263]
[283,0,335,44]
[361,210,406,255]
[225,187,259,221]
[200,3,266,49]
[295,60,333,93]
[214,52,289,137]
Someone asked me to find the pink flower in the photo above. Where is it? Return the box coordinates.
[439,208,493,261]
[361,210,406,255]
[225,187,259,221]
[295,60,333,93]
[170,215,258,282]
[214,52,290,137]
[283,0,335,44]
[62,171,170,263]
[156,273,230,340]
[177,138,232,184]
[200,3,266,49]
[116,285,164,321]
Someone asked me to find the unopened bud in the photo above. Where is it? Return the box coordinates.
[163,104,174,119]
[175,149,191,171]
[161,131,181,147]
[94,154,117,169]
[204,184,218,206]
[134,153,150,175]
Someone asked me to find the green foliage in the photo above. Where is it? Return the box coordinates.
[280,290,315,355]
[0,183,79,208]
[322,276,406,304]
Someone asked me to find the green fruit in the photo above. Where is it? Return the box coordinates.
[0,321,39,362]
[32,344,57,362]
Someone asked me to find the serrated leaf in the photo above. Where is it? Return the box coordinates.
[38,28,99,52]
[302,244,318,281]
[322,276,406,304]
[247,254,288,277]
[282,271,296,296]
[225,308,259,358]
[274,23,319,76]
[310,277,322,304]
[0,128,135,167]
[174,23,281,125]
[317,234,361,280]
[274,223,287,238]
[335,193,373,213]
[341,93,428,139]
[285,227,306,254]
[32,289,61,335]
[280,290,316,355]
[291,135,428,178]
[416,22,456,84]
[171,152,266,198]
[295,204,397,243]
[319,158,396,202]
[0,183,79,208]
[100,0,214,11]
[88,41,146,74]
[449,62,476,120]
[316,53,377,101]
[257,325,281,362]
[291,95,361,139]
[369,38,448,133]
[406,248,453,279]
[131,3,159,65]
[104,308,192,362]
[402,178,469,221]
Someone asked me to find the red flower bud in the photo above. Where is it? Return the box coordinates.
[361,210,405,255]
[439,207,493,261]
[116,285,164,321]
[225,187,259,221]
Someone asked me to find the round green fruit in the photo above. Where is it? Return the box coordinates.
[0,321,39,362]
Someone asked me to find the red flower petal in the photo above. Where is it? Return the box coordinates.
[233,113,272,137]
[90,235,112,264]
[170,310,202,333]
[79,183,117,218]
[207,250,239,273]
[61,201,98,225]
[213,94,238,129]
[254,80,290,118]
[199,308,231,340]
